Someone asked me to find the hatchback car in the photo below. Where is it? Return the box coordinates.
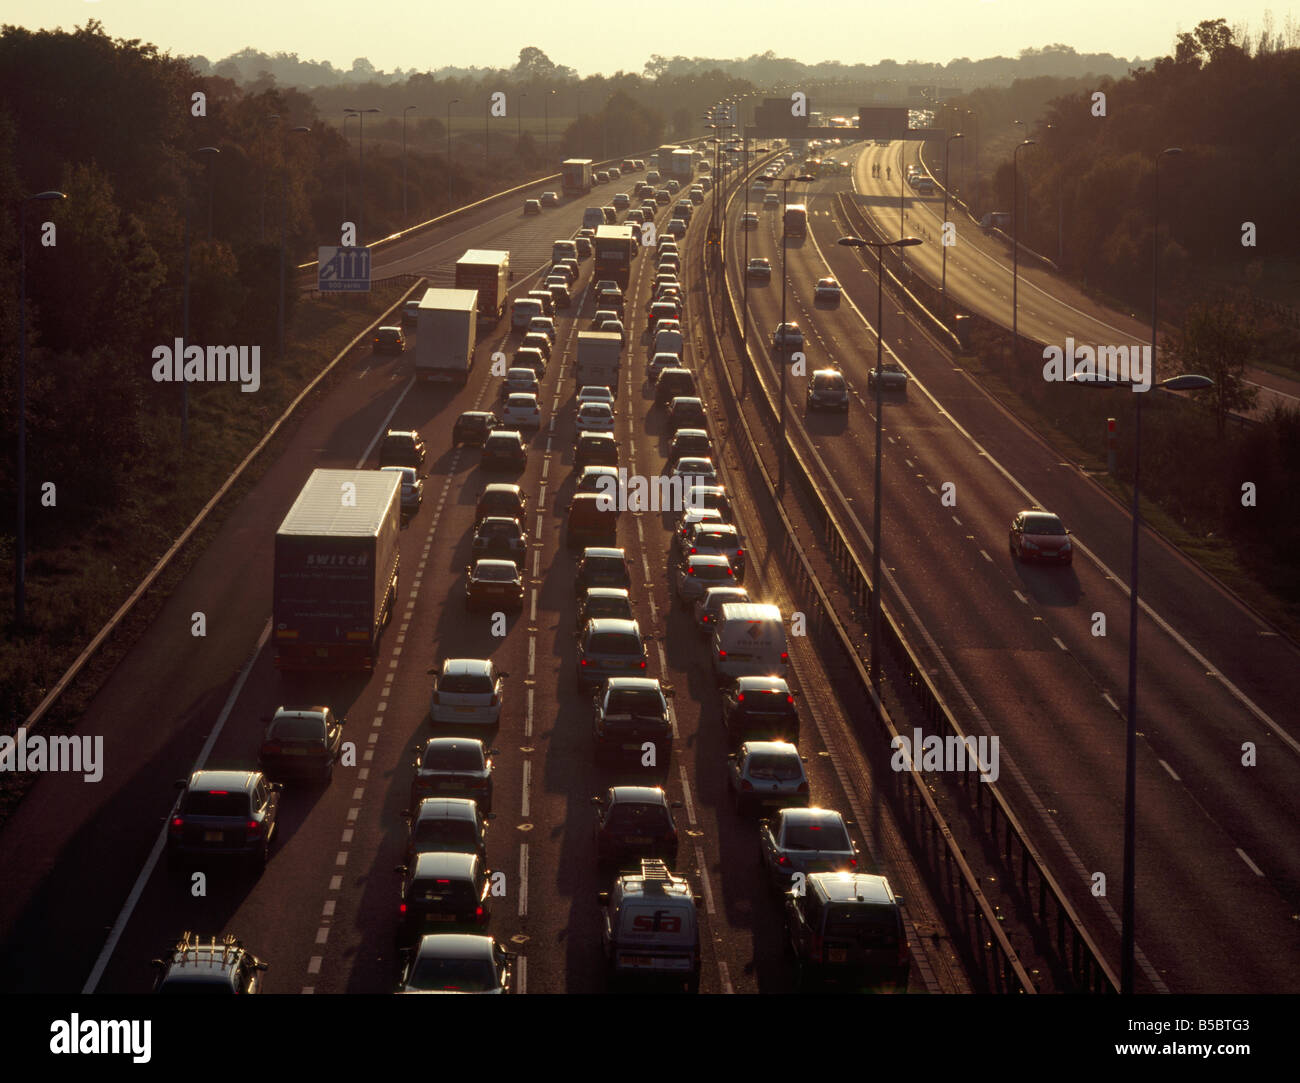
[404,797,489,866]
[675,553,735,607]
[453,411,498,447]
[409,738,495,812]
[527,316,558,344]
[152,933,268,994]
[667,397,708,434]
[575,401,616,435]
[258,706,345,784]
[464,559,525,611]
[670,456,717,485]
[167,770,281,870]
[574,547,632,595]
[378,429,426,470]
[540,191,559,207]
[575,236,593,259]
[576,385,616,408]
[471,516,527,567]
[576,617,651,690]
[523,198,541,215]
[721,676,799,745]
[675,507,726,555]
[575,586,635,631]
[521,332,552,362]
[396,852,492,949]
[773,322,804,352]
[665,218,687,238]
[613,192,630,210]
[512,347,548,378]
[597,318,627,345]
[427,658,508,726]
[575,464,621,496]
[814,277,842,304]
[866,361,909,395]
[666,428,712,469]
[475,483,526,523]
[481,430,527,471]
[381,465,424,519]
[499,367,541,399]
[567,491,619,549]
[648,352,682,382]
[501,392,542,430]
[574,431,620,470]
[591,678,674,766]
[1009,510,1073,566]
[740,211,759,230]
[684,522,745,580]
[654,369,697,409]
[727,740,808,815]
[373,325,406,354]
[807,369,849,412]
[397,933,515,994]
[693,585,750,635]
[759,807,859,892]
[746,258,772,281]
[593,786,681,871]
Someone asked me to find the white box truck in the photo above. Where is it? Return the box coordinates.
[455,249,510,322]
[415,288,477,385]
[575,331,623,395]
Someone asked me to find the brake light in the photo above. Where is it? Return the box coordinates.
[209,791,229,796]
[581,659,588,666]
[726,569,733,577]
[399,903,407,915]
[796,781,809,794]
[689,547,697,554]
[436,879,451,884]
[736,549,744,559]
[246,819,263,839]
[476,906,485,922]
[777,855,789,867]
[741,780,753,791]
[786,695,794,703]
[718,650,727,659]
[780,652,788,662]
[639,661,646,669]
[848,857,858,867]
[688,568,695,575]
[810,932,824,963]
[169,817,184,837]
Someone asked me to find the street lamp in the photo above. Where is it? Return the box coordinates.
[837,234,922,690]
[402,105,415,220]
[14,189,67,627]
[941,132,964,314]
[543,89,555,157]
[776,173,814,495]
[446,98,460,211]
[965,108,980,214]
[517,90,526,146]
[344,106,380,242]
[1011,139,1036,363]
[183,146,220,447]
[262,113,281,241]
[342,111,357,221]
[484,94,490,169]
[278,126,311,360]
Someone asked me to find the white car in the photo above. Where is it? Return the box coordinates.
[577,385,616,407]
[675,507,725,556]
[501,392,542,429]
[726,740,808,815]
[597,318,627,345]
[651,317,682,339]
[648,353,682,381]
[670,456,717,483]
[427,658,508,725]
[575,401,616,434]
[528,316,557,344]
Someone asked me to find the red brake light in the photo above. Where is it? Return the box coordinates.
[780,652,788,661]
[169,817,183,836]
[246,819,263,838]
[718,650,727,659]
[639,661,646,669]
[777,855,789,866]
[736,549,744,558]
[688,568,695,575]
[209,790,229,796]
[476,906,485,922]
[581,659,588,666]
[399,903,407,914]
[689,547,697,554]
[796,781,809,794]
[848,857,858,867]
[786,695,794,703]
[436,879,451,884]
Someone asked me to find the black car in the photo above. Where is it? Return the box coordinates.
[575,587,635,632]
[512,347,548,377]
[666,428,713,469]
[475,483,527,524]
[396,852,492,950]
[464,559,525,611]
[373,325,406,354]
[453,412,498,447]
[593,786,681,871]
[721,676,800,745]
[404,797,489,866]
[379,429,426,470]
[471,516,528,566]
[667,397,708,434]
[167,770,281,870]
[806,369,850,412]
[482,430,527,471]
[397,934,515,994]
[574,547,632,596]
[785,872,909,991]
[574,431,619,470]
[152,932,268,994]
[258,706,344,784]
[410,738,496,813]
[655,370,697,409]
[520,332,552,363]
[592,677,675,767]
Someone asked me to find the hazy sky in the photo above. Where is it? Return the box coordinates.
[14,1,1294,74]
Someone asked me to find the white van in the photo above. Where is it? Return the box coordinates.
[511,297,544,329]
[652,328,684,359]
[711,603,789,683]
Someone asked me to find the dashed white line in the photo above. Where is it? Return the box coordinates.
[979,549,992,563]
[694,846,716,915]
[1052,636,1067,651]
[1158,759,1181,782]
[1102,692,1120,713]
[1236,848,1264,877]
[1013,590,1028,605]
[518,843,530,917]
[521,759,531,819]
[677,764,696,825]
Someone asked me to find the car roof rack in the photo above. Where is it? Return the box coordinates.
[639,859,674,891]
[173,930,241,966]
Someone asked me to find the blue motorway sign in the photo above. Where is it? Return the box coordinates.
[318,246,372,292]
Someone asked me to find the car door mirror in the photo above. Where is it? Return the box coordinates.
[394,865,407,875]
[591,796,602,807]
[597,892,610,906]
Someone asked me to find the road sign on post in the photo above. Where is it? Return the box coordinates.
[318,246,372,292]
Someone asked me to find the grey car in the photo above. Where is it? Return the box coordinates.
[758,806,859,893]
[726,740,809,815]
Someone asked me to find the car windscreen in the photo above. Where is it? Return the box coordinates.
[412,820,478,850]
[782,822,851,851]
[181,792,249,816]
[406,955,497,993]
[269,716,325,741]
[421,744,484,770]
[438,672,493,694]
[746,753,801,781]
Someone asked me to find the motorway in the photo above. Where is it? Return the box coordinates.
[0,157,968,994]
[724,140,1300,992]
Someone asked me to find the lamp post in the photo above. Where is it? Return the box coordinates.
[344,106,380,242]
[14,189,67,627]
[517,90,526,145]
[941,132,964,315]
[1011,139,1036,363]
[342,111,357,221]
[278,126,311,360]
[402,105,415,220]
[776,173,814,496]
[966,108,980,215]
[484,94,490,169]
[838,234,922,689]
[183,146,220,447]
[446,98,460,211]
[261,113,280,241]
[543,89,555,157]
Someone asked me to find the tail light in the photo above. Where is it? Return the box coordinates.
[741,780,753,791]
[796,781,809,794]
[810,932,824,963]
[688,568,695,576]
[726,569,733,577]
[639,660,646,669]
[786,695,794,704]
[262,741,281,753]
[475,906,485,922]
[718,650,727,659]
[848,857,858,867]
[689,547,698,554]
[736,549,744,559]
[777,855,790,867]
[780,652,788,662]
[581,659,588,666]
[169,817,184,838]
[246,819,263,839]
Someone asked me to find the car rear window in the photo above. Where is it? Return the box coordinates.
[422,744,484,770]
[411,878,477,906]
[438,673,493,694]
[588,633,640,655]
[182,791,249,816]
[782,822,850,851]
[606,690,664,716]
[269,715,325,740]
[412,820,477,850]
[407,955,496,992]
[475,564,518,583]
[813,374,844,389]
[607,804,670,829]
[1023,515,1066,535]
[746,753,801,780]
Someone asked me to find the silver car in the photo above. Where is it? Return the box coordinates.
[674,553,735,608]
[758,807,859,892]
[693,585,749,635]
[727,740,808,816]
[427,659,508,726]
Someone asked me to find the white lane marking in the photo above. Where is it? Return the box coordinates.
[1158,759,1181,782]
[525,687,534,739]
[517,954,527,995]
[307,957,322,975]
[695,845,717,915]
[718,960,734,994]
[677,764,696,825]
[81,622,271,993]
[1052,636,1067,651]
[1102,692,1120,713]
[1013,590,1028,605]
[315,927,329,945]
[979,549,992,563]
[518,843,530,917]
[528,636,536,676]
[1236,848,1264,877]
[329,876,342,891]
[521,759,531,819]
[335,851,348,866]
